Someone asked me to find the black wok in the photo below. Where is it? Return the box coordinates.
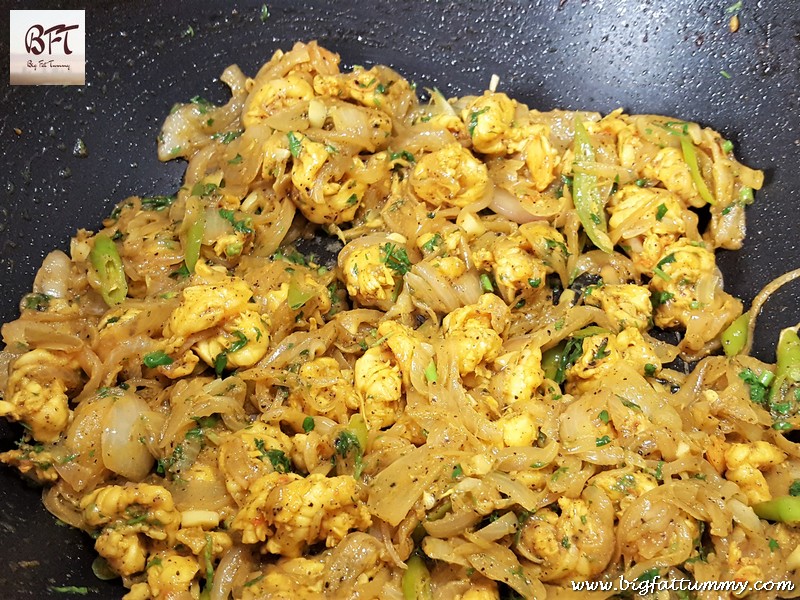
[0,0,798,597]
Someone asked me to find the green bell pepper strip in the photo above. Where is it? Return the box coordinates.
[776,329,800,383]
[753,496,800,524]
[680,135,716,205]
[721,312,749,357]
[572,119,613,254]
[184,208,205,274]
[402,554,433,600]
[89,234,128,306]
[769,328,800,402]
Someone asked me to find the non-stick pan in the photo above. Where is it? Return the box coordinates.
[1,1,798,597]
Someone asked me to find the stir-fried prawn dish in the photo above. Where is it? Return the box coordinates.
[3,41,800,600]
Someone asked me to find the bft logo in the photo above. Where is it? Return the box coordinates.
[10,10,85,85]
[25,23,80,56]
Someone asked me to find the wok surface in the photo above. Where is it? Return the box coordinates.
[0,0,798,596]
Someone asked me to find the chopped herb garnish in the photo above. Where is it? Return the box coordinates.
[141,195,176,210]
[228,153,243,165]
[651,290,674,308]
[389,149,416,163]
[214,331,248,376]
[259,3,270,21]
[302,416,315,433]
[653,253,676,281]
[218,209,254,234]
[255,441,292,473]
[593,339,610,361]
[191,182,219,197]
[598,410,610,424]
[739,368,773,404]
[722,140,734,154]
[644,363,657,377]
[23,293,51,311]
[553,337,585,384]
[528,278,541,288]
[421,233,442,253]
[595,435,612,447]
[789,480,800,497]
[467,107,490,137]
[480,273,494,292]
[769,538,780,552]
[190,96,212,113]
[287,131,303,157]
[332,430,364,478]
[143,351,173,368]
[380,243,411,275]
[452,464,463,479]
[212,129,243,144]
[655,203,668,221]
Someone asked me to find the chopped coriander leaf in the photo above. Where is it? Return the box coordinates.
[480,273,494,292]
[722,140,734,154]
[655,203,668,221]
[302,416,315,433]
[769,538,780,552]
[595,435,612,447]
[170,264,190,279]
[598,410,610,424]
[287,131,303,157]
[266,448,292,473]
[789,480,800,496]
[421,233,442,253]
[553,337,585,384]
[635,178,647,187]
[23,293,51,311]
[452,464,463,479]
[739,368,772,404]
[143,351,173,368]
[212,129,243,144]
[228,153,243,164]
[722,205,733,216]
[218,209,254,234]
[141,195,176,210]
[189,95,213,113]
[651,290,674,308]
[467,107,490,137]
[380,243,411,275]
[528,278,541,288]
[590,212,601,225]
[644,363,657,377]
[389,149,416,163]
[773,421,793,431]
[259,3,270,21]
[191,182,219,197]
[653,253,676,281]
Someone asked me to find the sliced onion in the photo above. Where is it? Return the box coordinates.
[101,391,155,480]
[33,250,72,298]
[488,188,545,224]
